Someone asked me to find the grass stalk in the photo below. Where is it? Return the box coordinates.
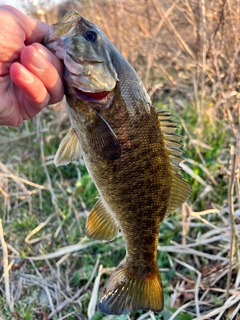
[0,219,13,312]
[199,0,206,132]
[226,148,238,297]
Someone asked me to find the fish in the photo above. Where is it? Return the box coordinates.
[43,10,192,315]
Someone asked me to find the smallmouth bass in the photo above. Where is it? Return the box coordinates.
[44,10,192,315]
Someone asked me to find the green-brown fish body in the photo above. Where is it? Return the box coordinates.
[44,10,191,315]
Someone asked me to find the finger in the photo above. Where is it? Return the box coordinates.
[1,5,49,44]
[20,45,64,104]
[10,62,50,118]
[31,43,63,78]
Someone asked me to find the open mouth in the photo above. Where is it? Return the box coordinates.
[75,88,110,102]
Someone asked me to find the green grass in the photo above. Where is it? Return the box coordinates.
[0,98,232,320]
[0,0,239,314]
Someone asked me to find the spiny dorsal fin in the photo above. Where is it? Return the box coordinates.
[54,128,82,167]
[158,111,183,167]
[158,111,192,214]
[86,200,119,241]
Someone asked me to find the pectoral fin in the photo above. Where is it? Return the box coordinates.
[86,200,119,241]
[54,128,82,166]
[87,110,122,161]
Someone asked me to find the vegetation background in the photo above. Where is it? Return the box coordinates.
[0,0,239,319]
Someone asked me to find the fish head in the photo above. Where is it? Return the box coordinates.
[43,10,119,105]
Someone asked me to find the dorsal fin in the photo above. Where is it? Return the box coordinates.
[166,173,192,215]
[158,111,192,214]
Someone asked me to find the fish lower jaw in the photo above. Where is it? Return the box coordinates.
[74,87,113,106]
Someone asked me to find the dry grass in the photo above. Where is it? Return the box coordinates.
[0,0,240,319]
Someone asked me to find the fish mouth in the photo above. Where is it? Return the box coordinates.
[67,52,103,65]
[74,88,112,105]
[63,69,115,106]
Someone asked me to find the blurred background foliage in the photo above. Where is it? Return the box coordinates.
[0,0,239,319]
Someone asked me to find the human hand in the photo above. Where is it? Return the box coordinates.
[0,5,64,127]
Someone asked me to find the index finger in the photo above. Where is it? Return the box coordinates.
[1,5,49,44]
[20,44,64,104]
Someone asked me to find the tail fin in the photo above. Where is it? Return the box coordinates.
[98,261,163,315]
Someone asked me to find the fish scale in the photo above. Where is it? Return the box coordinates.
[44,9,192,315]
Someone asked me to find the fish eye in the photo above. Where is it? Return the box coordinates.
[85,30,99,43]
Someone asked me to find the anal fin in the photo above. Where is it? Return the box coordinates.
[86,200,119,241]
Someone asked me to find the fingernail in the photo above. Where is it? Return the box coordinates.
[31,51,48,70]
[38,47,52,62]
[20,68,34,83]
